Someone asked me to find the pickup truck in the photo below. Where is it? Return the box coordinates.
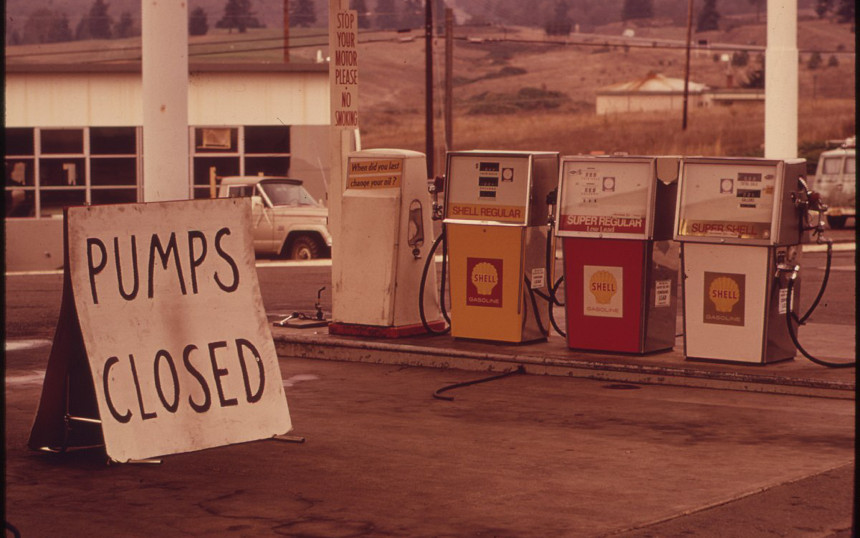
[812,137,855,229]
[218,176,332,259]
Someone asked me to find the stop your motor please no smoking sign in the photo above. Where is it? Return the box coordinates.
[28,198,292,463]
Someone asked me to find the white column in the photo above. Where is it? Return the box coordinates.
[142,1,190,201]
[764,0,798,160]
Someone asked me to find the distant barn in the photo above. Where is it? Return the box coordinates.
[595,72,709,115]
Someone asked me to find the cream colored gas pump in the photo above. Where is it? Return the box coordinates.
[555,155,680,354]
[443,151,559,343]
[675,157,806,364]
[330,149,445,337]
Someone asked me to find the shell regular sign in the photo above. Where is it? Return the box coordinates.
[29,198,292,462]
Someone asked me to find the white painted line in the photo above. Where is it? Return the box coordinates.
[282,374,320,387]
[5,370,46,386]
[5,339,52,351]
[253,259,332,268]
[803,242,855,253]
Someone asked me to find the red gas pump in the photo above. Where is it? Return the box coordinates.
[555,156,680,354]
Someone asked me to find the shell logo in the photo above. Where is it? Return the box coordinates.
[589,270,618,304]
[471,262,499,296]
[708,276,740,312]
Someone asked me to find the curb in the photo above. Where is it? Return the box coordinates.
[273,333,855,400]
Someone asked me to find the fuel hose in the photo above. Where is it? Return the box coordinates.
[782,241,855,368]
[419,227,450,335]
[433,365,526,401]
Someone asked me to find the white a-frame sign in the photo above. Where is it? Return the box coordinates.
[28,198,292,462]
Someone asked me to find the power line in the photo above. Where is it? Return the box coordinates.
[5,30,855,62]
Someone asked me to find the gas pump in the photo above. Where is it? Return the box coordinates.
[674,157,807,364]
[555,155,680,354]
[443,151,559,343]
[329,149,445,338]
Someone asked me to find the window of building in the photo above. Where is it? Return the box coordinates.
[4,127,141,218]
[191,125,291,200]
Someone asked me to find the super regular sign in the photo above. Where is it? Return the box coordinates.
[66,198,291,462]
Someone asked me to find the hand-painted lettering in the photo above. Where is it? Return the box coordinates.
[214,228,240,293]
[114,236,140,300]
[84,228,240,305]
[187,230,207,295]
[103,356,132,423]
[87,238,108,304]
[100,338,268,425]
[208,341,238,408]
[148,232,187,298]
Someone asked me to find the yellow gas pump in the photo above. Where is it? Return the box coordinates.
[443,151,559,343]
[330,149,445,337]
[674,157,806,364]
[555,155,680,354]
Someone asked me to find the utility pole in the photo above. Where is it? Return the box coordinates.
[445,8,453,153]
[425,0,435,177]
[283,0,290,63]
[682,0,693,130]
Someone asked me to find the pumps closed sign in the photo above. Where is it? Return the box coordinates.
[29,198,292,462]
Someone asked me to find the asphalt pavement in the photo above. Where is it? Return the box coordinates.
[4,237,856,537]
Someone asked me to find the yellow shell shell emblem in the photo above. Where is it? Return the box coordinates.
[471,262,499,296]
[589,270,618,305]
[709,276,740,313]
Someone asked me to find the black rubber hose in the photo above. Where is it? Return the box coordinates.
[440,224,451,325]
[5,521,21,538]
[419,230,450,335]
[785,270,855,369]
[433,365,526,401]
[548,275,566,337]
[795,240,832,325]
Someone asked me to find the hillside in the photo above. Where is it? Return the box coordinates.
[5,8,854,164]
[5,0,823,41]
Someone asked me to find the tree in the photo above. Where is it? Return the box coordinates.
[291,0,317,27]
[731,49,749,67]
[696,0,720,32]
[189,7,209,36]
[376,0,397,30]
[22,9,73,44]
[77,0,113,40]
[621,0,653,21]
[545,0,572,36]
[807,51,823,69]
[835,0,854,23]
[815,0,834,18]
[217,0,262,33]
[748,0,763,22]
[113,11,135,38]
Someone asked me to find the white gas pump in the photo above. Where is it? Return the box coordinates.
[329,149,445,337]
[675,157,807,364]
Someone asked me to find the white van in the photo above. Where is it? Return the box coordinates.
[812,136,855,229]
[218,176,332,259]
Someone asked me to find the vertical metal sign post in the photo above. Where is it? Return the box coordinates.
[328,0,359,288]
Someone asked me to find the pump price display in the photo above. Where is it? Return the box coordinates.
[557,159,650,236]
[678,162,777,240]
[445,155,530,225]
